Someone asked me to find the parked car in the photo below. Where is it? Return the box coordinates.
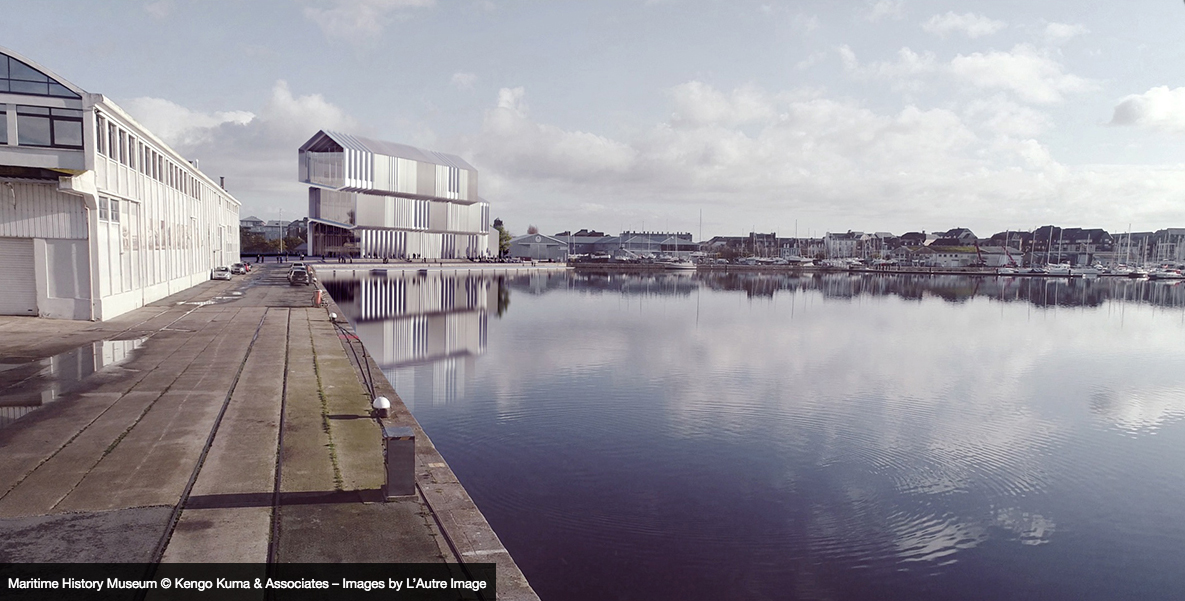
[288,267,311,286]
[231,263,248,275]
[211,266,232,280]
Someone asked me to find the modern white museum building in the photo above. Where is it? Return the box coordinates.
[299,130,492,260]
[0,46,240,320]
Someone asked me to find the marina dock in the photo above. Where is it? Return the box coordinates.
[0,263,539,600]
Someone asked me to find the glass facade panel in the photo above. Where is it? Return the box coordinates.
[17,113,51,146]
[1,54,81,99]
[10,80,48,95]
[0,107,6,145]
[8,58,47,81]
[47,83,73,97]
[53,119,82,147]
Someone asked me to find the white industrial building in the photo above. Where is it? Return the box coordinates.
[299,130,491,260]
[0,46,240,320]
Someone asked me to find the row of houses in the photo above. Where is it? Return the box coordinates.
[239,215,308,241]
[506,226,1185,267]
[506,230,699,262]
[708,226,1185,267]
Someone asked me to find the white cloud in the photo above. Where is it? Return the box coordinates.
[795,51,826,70]
[1044,22,1089,45]
[462,80,1185,234]
[863,0,904,22]
[121,98,254,148]
[949,44,1096,104]
[451,72,477,91]
[121,81,358,216]
[1110,86,1185,132]
[303,0,435,42]
[143,0,173,19]
[668,81,776,127]
[838,45,860,72]
[922,12,1006,38]
[963,96,1051,138]
[470,87,637,182]
[854,46,937,79]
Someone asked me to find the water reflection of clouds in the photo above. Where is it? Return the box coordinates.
[476,281,1185,567]
[1090,387,1185,435]
[347,272,1185,576]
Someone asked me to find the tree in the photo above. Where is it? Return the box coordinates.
[240,226,269,253]
[526,224,539,235]
[493,217,512,257]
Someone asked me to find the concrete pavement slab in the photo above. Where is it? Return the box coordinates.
[279,310,337,494]
[0,506,173,563]
[161,506,273,564]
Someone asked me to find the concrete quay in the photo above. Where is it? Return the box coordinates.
[0,263,538,600]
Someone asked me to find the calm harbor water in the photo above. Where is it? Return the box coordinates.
[327,270,1185,601]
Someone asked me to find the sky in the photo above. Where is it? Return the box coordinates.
[5,0,1185,239]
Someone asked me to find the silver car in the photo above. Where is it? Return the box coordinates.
[211,266,232,280]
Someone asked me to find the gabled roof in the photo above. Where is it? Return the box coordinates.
[299,130,476,172]
[510,234,567,246]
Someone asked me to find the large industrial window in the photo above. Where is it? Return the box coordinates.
[14,106,82,148]
[15,105,50,146]
[51,108,83,147]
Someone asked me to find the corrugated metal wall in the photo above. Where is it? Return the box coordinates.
[0,182,86,239]
[0,237,37,315]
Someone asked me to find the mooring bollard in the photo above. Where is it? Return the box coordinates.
[383,425,415,499]
[312,289,322,307]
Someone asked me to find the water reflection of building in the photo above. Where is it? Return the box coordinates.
[322,271,494,410]
[0,338,143,428]
[695,272,1185,308]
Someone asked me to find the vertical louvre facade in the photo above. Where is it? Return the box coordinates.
[300,130,488,260]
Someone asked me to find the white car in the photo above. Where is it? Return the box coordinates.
[211,266,232,280]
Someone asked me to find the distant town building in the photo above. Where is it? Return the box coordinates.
[554,229,619,256]
[508,234,569,261]
[0,46,240,319]
[824,231,871,258]
[780,237,825,259]
[619,231,698,257]
[257,220,289,241]
[913,246,1020,268]
[299,130,490,259]
[703,232,780,257]
[931,227,978,247]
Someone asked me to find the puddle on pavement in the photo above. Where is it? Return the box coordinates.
[0,338,146,430]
